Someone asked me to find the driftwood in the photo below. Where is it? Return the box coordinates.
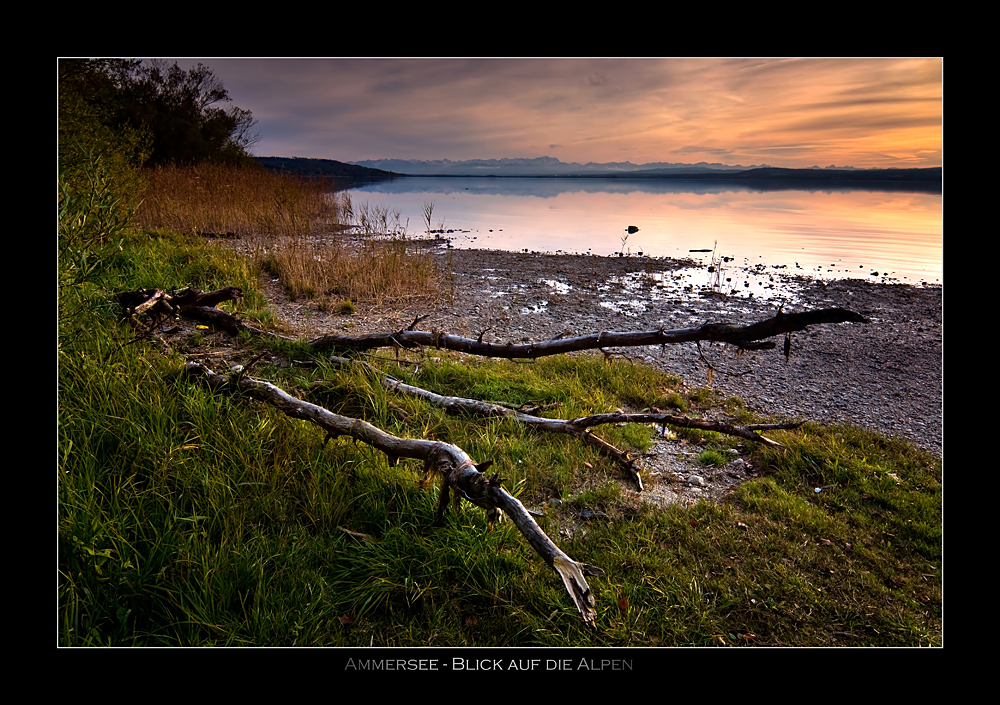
[183,361,604,626]
[115,287,293,340]
[124,287,865,626]
[309,307,867,359]
[115,286,244,315]
[118,288,865,365]
[327,356,803,491]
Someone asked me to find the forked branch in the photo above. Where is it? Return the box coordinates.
[183,361,603,626]
[326,356,802,491]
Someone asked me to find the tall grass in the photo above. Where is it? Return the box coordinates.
[137,165,441,308]
[258,191,441,309]
[137,164,340,238]
[258,233,441,309]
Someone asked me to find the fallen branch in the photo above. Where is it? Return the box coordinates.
[127,288,857,627]
[568,412,803,446]
[327,356,802,490]
[183,361,604,626]
[115,286,244,315]
[115,287,294,340]
[309,307,867,359]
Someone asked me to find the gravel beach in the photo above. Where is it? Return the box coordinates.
[269,247,943,457]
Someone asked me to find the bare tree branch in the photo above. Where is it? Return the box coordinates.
[128,287,860,626]
[309,307,867,359]
[325,356,803,491]
[183,361,603,626]
[115,287,295,340]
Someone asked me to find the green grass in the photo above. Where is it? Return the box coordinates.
[698,449,729,466]
[59,205,941,646]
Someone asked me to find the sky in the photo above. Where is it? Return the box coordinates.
[165,58,942,169]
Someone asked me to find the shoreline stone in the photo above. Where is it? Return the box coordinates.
[267,247,943,456]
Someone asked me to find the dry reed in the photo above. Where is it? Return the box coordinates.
[138,164,441,307]
[137,164,340,237]
[259,234,441,309]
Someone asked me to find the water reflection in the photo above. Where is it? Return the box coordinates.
[345,177,942,285]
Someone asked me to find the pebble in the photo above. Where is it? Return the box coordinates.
[275,248,943,455]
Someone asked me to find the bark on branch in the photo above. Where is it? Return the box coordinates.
[129,288,861,627]
[115,286,244,315]
[183,361,603,626]
[115,287,293,340]
[327,356,802,491]
[308,307,867,359]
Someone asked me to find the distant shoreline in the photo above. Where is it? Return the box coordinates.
[398,167,941,183]
[256,157,941,191]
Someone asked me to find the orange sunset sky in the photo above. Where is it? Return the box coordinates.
[166,58,942,169]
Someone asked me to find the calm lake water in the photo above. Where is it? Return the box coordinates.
[344,176,942,286]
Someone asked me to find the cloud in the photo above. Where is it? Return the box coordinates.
[172,58,942,168]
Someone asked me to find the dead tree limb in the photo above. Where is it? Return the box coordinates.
[567,412,803,446]
[183,361,603,626]
[170,286,245,310]
[115,287,294,341]
[327,356,802,491]
[350,361,644,488]
[309,307,867,359]
[115,286,244,316]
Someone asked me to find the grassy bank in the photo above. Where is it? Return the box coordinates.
[58,165,941,647]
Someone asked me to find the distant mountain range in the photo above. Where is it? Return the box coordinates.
[351,156,765,176]
[350,156,939,181]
